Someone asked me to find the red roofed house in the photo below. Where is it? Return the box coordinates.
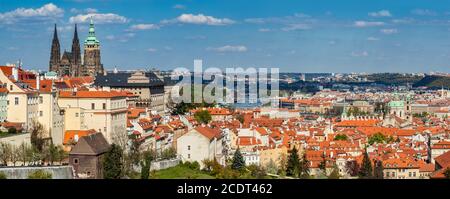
[430,151,450,179]
[0,65,64,145]
[431,141,450,164]
[176,126,226,168]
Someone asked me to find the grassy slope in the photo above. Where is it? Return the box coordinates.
[152,165,215,179]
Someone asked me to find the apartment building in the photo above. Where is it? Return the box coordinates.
[58,90,128,143]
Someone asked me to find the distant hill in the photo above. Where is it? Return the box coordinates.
[366,73,423,86]
[413,75,450,89]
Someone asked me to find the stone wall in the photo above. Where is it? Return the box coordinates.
[150,158,181,171]
[0,166,74,179]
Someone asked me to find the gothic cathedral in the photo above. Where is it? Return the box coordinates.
[49,18,104,77]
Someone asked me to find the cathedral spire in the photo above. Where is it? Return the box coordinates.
[72,23,81,76]
[53,24,58,41]
[49,24,61,72]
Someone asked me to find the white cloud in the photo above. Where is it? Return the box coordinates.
[351,51,369,57]
[147,48,157,53]
[281,24,311,31]
[258,28,271,32]
[69,13,128,24]
[173,4,186,10]
[128,24,159,31]
[368,10,392,17]
[245,13,311,25]
[354,21,385,27]
[367,37,380,41]
[164,46,173,51]
[70,8,97,14]
[207,45,248,53]
[392,18,415,24]
[85,8,98,13]
[163,13,235,26]
[411,9,437,16]
[329,40,337,45]
[0,3,64,24]
[380,28,398,34]
[106,35,115,40]
[7,47,19,51]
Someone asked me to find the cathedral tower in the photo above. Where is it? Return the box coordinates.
[71,24,82,76]
[49,24,61,72]
[83,18,103,76]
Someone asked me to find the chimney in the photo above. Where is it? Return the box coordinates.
[72,87,78,96]
[12,67,18,81]
[36,73,40,91]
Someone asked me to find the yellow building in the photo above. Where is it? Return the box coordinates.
[58,90,128,143]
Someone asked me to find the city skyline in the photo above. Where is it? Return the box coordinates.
[1,0,450,73]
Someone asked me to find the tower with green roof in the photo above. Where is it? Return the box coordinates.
[83,17,104,76]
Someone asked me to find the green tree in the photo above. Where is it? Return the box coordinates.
[328,164,341,179]
[334,134,348,141]
[368,132,387,145]
[374,160,384,179]
[299,152,310,179]
[7,127,17,134]
[28,170,52,179]
[358,150,373,179]
[30,121,46,152]
[265,159,278,174]
[0,142,12,166]
[0,171,6,179]
[128,134,142,166]
[236,114,245,124]
[285,146,300,177]
[140,150,155,179]
[318,154,327,175]
[56,145,67,165]
[102,144,123,179]
[194,110,212,124]
[161,147,177,160]
[444,167,450,179]
[17,142,31,166]
[45,143,59,165]
[247,164,267,179]
[231,148,246,171]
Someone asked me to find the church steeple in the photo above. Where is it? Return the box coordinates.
[71,24,82,76]
[49,24,61,72]
[83,18,103,76]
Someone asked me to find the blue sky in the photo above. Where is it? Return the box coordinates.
[0,0,450,73]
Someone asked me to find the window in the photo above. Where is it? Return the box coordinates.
[14,97,19,105]
[188,145,190,150]
[10,85,12,91]
[39,96,43,104]
[103,103,106,110]
[409,172,411,177]
[386,172,389,177]
[75,113,79,117]
[188,154,190,159]
[39,111,43,117]
[73,158,79,164]
[91,103,95,110]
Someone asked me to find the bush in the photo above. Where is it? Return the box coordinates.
[7,128,17,134]
[0,171,7,179]
[27,170,52,179]
[160,147,176,160]
[188,161,200,170]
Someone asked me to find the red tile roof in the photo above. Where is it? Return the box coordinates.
[195,126,221,140]
[59,90,128,98]
[63,129,97,145]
